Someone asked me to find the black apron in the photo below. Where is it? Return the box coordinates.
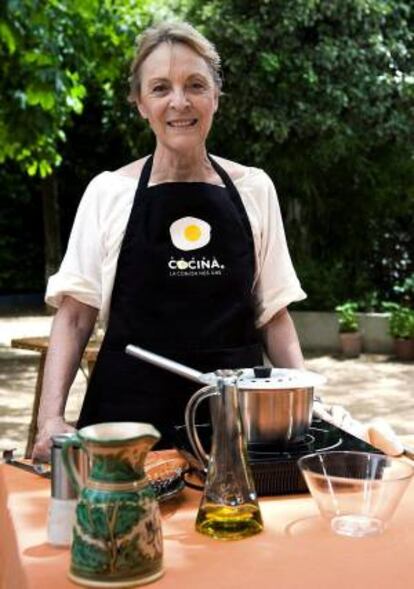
[77,155,262,447]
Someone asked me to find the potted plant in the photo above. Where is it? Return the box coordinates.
[335,302,362,357]
[385,303,414,361]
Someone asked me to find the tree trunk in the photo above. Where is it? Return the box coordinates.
[286,197,307,257]
[41,172,62,287]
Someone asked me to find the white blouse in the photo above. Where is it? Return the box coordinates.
[46,165,306,328]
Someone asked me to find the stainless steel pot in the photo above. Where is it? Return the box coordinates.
[125,345,326,445]
[236,367,326,443]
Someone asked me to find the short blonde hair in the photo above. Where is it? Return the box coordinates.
[128,21,222,101]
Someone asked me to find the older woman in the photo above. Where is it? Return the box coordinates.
[32,21,306,460]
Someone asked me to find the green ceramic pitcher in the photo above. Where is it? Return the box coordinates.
[62,422,163,588]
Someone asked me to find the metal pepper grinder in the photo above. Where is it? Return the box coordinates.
[47,433,89,546]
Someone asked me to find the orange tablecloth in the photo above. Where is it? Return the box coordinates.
[1,462,413,589]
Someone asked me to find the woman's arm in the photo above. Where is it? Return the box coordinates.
[261,307,305,369]
[31,296,98,460]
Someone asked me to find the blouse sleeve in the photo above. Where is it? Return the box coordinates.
[253,171,307,328]
[45,174,104,310]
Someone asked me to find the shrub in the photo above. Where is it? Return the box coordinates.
[384,303,414,340]
[335,302,359,333]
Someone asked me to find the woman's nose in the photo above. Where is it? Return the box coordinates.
[169,88,190,110]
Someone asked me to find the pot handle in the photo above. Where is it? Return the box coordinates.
[61,434,86,495]
[185,384,218,469]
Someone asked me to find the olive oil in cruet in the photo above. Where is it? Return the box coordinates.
[196,503,263,540]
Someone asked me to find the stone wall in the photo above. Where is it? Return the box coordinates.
[291,312,393,353]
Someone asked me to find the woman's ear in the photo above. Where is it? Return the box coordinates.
[136,99,148,120]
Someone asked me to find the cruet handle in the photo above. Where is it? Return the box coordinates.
[185,384,219,469]
[61,434,86,494]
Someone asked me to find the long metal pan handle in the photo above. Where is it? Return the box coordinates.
[125,344,212,385]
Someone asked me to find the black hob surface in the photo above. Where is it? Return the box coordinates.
[175,418,384,496]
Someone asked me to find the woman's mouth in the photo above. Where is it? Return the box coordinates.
[167,119,198,128]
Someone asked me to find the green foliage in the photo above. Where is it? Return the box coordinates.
[393,273,414,307]
[0,0,165,292]
[335,302,359,333]
[357,290,383,313]
[188,0,414,163]
[0,0,156,177]
[292,256,373,311]
[1,1,87,175]
[383,302,414,339]
[184,0,414,308]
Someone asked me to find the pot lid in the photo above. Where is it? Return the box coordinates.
[230,367,327,390]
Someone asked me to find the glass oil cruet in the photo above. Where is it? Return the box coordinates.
[186,370,264,540]
[123,347,264,540]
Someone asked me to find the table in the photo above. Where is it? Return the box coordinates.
[11,337,101,458]
[1,459,413,589]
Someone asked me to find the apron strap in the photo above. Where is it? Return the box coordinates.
[138,155,154,192]
[208,155,255,254]
[207,155,239,200]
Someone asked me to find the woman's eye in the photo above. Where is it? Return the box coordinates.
[152,85,168,93]
[190,81,206,91]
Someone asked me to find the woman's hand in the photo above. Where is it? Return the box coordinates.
[32,416,76,462]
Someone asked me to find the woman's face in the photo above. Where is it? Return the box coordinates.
[137,42,219,153]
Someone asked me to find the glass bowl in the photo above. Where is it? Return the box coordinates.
[298,451,414,538]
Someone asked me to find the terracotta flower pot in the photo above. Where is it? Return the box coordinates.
[339,332,362,358]
[393,338,414,361]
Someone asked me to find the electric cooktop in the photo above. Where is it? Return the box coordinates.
[175,417,384,496]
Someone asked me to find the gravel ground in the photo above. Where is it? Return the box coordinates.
[0,312,413,455]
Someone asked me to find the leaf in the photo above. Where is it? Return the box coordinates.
[0,22,17,54]
[65,95,84,114]
[259,52,280,74]
[22,52,54,67]
[40,93,55,110]
[27,162,38,176]
[26,88,40,106]
[39,160,52,177]
[26,85,55,110]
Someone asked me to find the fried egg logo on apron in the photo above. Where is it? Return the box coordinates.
[169,217,210,251]
[168,216,225,277]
